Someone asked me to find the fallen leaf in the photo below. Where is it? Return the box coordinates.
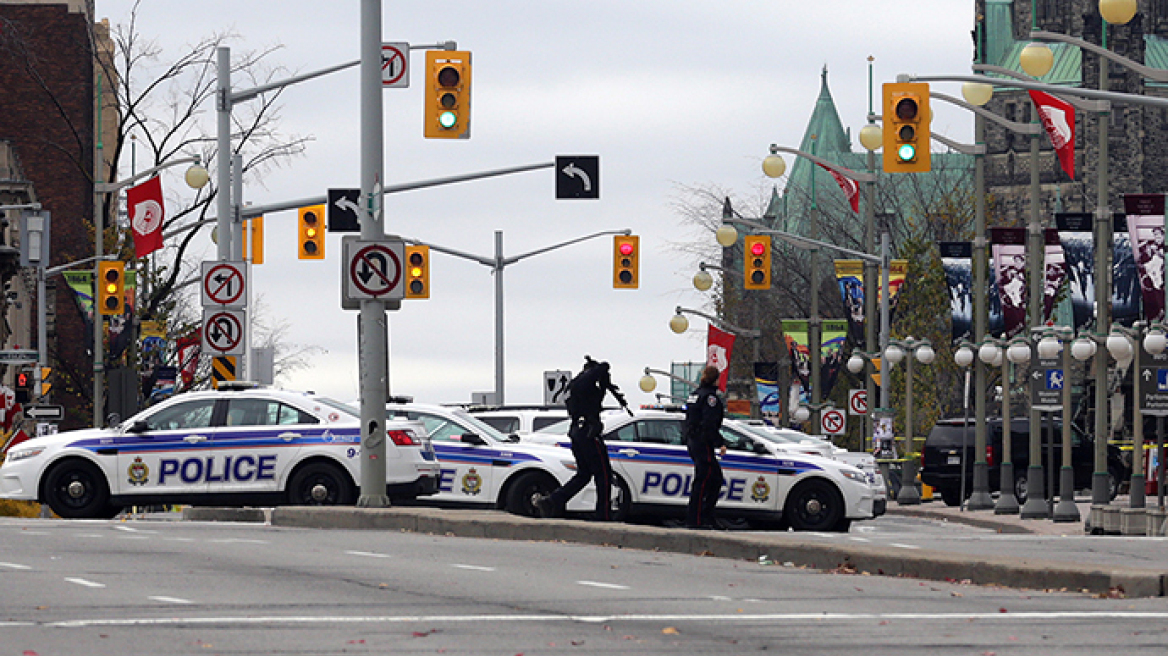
[999,608,1008,613]
[662,627,679,635]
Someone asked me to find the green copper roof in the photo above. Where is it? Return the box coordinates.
[991,41,1082,86]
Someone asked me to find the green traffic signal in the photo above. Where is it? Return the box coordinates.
[439,110,458,129]
[897,143,916,162]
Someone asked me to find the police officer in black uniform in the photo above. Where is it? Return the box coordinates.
[684,365,726,529]
[534,356,630,521]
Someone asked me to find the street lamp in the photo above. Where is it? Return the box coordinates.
[884,336,933,505]
[1028,323,1082,523]
[639,366,698,395]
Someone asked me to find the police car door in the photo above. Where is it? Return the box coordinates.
[607,418,687,506]
[409,412,495,503]
[716,424,777,512]
[208,397,313,494]
[115,397,221,497]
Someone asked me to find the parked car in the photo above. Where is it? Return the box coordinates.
[920,417,1129,507]
[466,406,569,436]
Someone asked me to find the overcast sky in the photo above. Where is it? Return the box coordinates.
[97,1,977,406]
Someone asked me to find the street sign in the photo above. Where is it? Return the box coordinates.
[0,350,38,364]
[201,261,247,308]
[25,404,64,421]
[202,309,246,356]
[555,155,600,199]
[544,370,572,407]
[1139,348,1168,416]
[381,42,409,88]
[328,188,361,232]
[848,389,867,416]
[821,408,846,435]
[1029,356,1064,412]
[343,238,406,301]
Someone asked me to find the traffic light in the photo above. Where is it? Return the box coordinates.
[298,205,325,260]
[613,235,639,289]
[14,368,31,404]
[424,50,471,139]
[882,82,931,173]
[243,216,264,264]
[97,261,125,315]
[405,245,430,299]
[743,235,771,290]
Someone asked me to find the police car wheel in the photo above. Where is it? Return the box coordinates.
[610,476,631,522]
[505,471,556,517]
[784,478,844,532]
[287,462,355,506]
[43,459,113,519]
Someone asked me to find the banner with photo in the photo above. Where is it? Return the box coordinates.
[782,319,811,413]
[834,260,865,347]
[991,227,1028,337]
[1125,194,1166,323]
[820,320,849,401]
[940,242,973,341]
[1043,228,1067,323]
[753,362,780,425]
[1113,214,1139,327]
[1056,212,1095,331]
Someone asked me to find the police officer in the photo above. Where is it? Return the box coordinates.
[684,365,726,529]
[535,356,629,521]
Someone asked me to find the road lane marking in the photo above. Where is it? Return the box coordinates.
[345,550,391,558]
[452,564,496,572]
[888,543,921,550]
[849,537,871,543]
[64,578,106,588]
[576,581,630,590]
[0,562,31,570]
[149,596,193,605]
[209,538,268,544]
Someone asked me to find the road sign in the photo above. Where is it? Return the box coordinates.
[544,370,572,407]
[848,389,867,416]
[201,261,247,308]
[1029,356,1063,411]
[344,238,406,301]
[202,309,246,356]
[1140,349,1168,416]
[821,408,846,435]
[328,188,361,232]
[381,42,409,88]
[555,155,600,199]
[25,404,64,421]
[0,349,38,364]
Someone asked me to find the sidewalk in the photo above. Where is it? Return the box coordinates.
[886,494,1168,537]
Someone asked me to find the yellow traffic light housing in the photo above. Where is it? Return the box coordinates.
[882,82,930,173]
[743,235,771,290]
[424,50,471,139]
[243,216,264,264]
[613,235,639,289]
[97,261,125,315]
[405,245,430,299]
[298,205,325,260]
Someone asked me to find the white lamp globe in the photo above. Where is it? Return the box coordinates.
[1106,333,1133,360]
[1145,331,1168,355]
[961,82,993,106]
[762,155,787,179]
[639,375,657,393]
[859,124,883,152]
[978,342,999,364]
[793,405,810,422]
[715,224,738,247]
[1008,341,1033,363]
[185,162,210,189]
[884,344,905,365]
[954,346,975,367]
[991,349,1004,367]
[847,355,865,374]
[1036,335,1061,359]
[1071,337,1097,361]
[915,344,935,364]
[669,314,689,334]
[1099,0,1138,25]
[1019,42,1054,77]
[693,270,714,291]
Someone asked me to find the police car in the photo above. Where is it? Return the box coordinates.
[528,409,874,531]
[0,385,439,519]
[466,406,570,437]
[383,402,603,517]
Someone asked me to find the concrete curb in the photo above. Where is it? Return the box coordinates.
[183,506,1166,597]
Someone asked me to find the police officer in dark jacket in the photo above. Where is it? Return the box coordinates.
[684,365,726,529]
[535,356,629,521]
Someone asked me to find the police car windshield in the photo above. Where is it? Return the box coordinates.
[736,422,806,445]
[313,397,362,420]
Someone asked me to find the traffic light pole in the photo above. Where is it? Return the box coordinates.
[403,228,631,405]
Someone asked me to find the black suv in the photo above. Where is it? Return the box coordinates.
[920,417,1129,507]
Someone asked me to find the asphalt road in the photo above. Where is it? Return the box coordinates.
[3,517,1168,655]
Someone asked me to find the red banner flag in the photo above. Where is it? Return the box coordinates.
[706,324,736,392]
[1029,90,1075,180]
[819,163,859,213]
[176,331,201,390]
[127,175,166,258]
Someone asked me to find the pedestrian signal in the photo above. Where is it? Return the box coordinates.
[743,235,771,290]
[613,235,639,289]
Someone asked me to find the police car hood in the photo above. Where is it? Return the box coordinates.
[20,426,112,450]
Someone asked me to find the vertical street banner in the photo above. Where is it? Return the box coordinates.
[818,163,860,212]
[1030,90,1076,180]
[63,271,94,340]
[1043,228,1067,323]
[127,175,166,258]
[1056,212,1095,331]
[782,319,811,413]
[753,362,780,425]
[991,227,1028,337]
[820,320,849,401]
[706,324,736,392]
[835,259,866,347]
[940,242,972,342]
[1125,193,1166,323]
[1113,214,1139,327]
[175,331,201,391]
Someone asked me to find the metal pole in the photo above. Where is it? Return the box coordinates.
[998,352,1020,514]
[232,153,247,381]
[969,110,993,509]
[960,369,971,510]
[864,149,877,451]
[1131,335,1146,509]
[93,75,105,428]
[216,46,232,262]
[1021,130,1048,519]
[1054,339,1081,521]
[1092,50,1113,511]
[495,230,504,405]
[879,232,891,410]
[897,350,921,504]
[356,0,389,508]
[809,180,821,435]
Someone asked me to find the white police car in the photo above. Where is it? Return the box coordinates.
[384,402,601,517]
[528,410,874,531]
[0,385,439,519]
[466,406,570,437]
